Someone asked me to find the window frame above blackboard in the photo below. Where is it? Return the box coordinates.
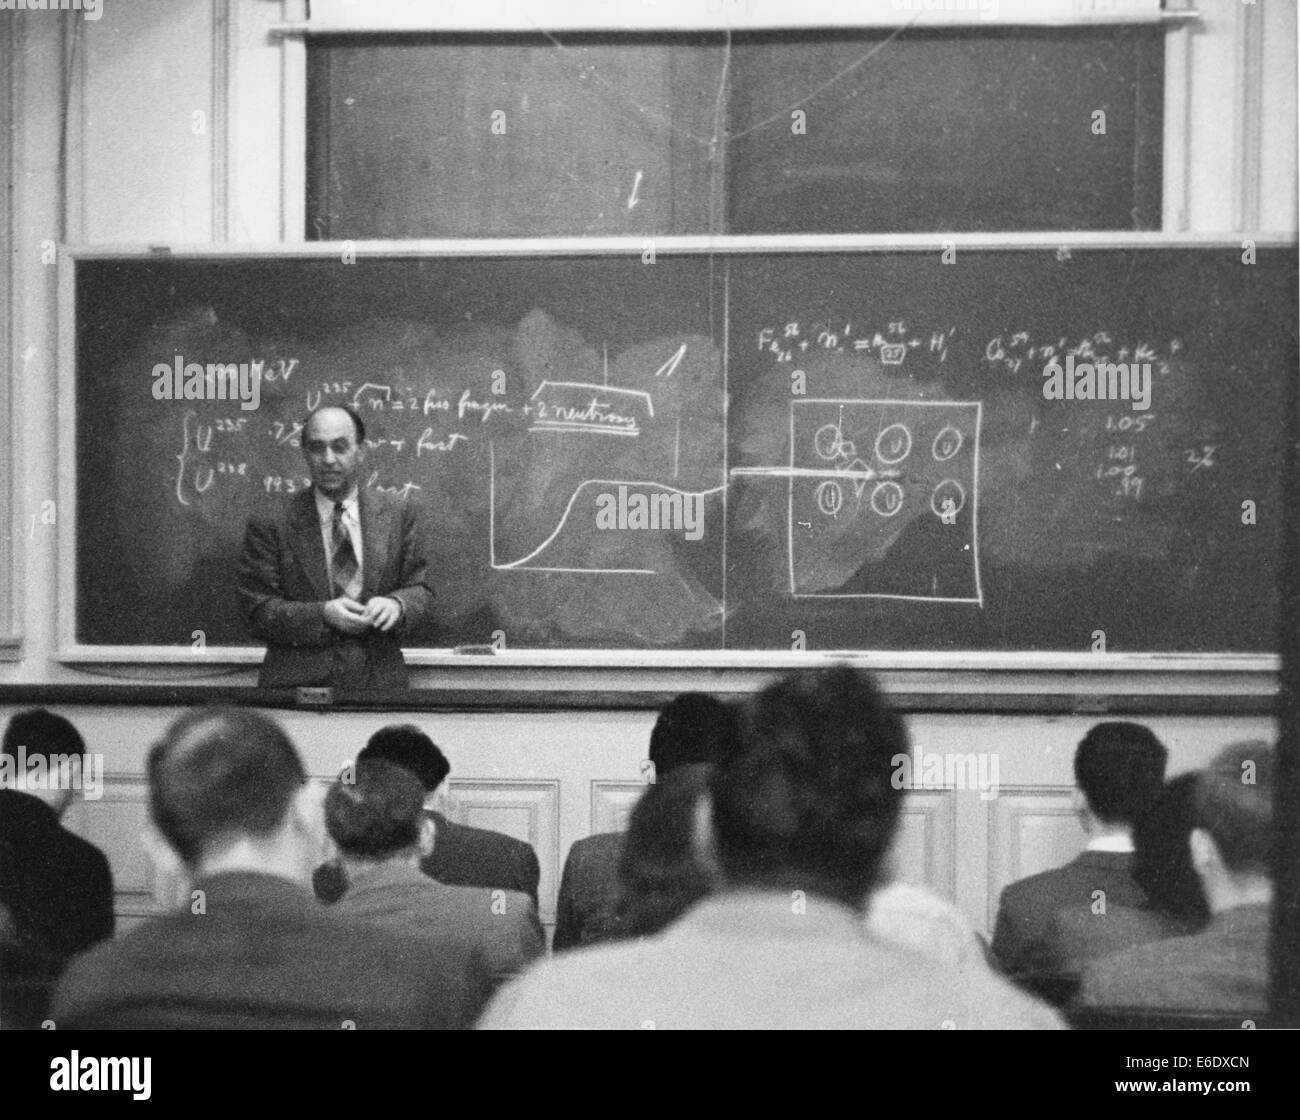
[56,232,1294,688]
[272,0,1193,36]
[0,18,19,662]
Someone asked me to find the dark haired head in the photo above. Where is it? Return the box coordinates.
[358,725,449,793]
[325,759,425,861]
[148,708,306,867]
[647,693,741,780]
[711,665,909,908]
[1074,722,1168,826]
[1195,741,1273,873]
[3,709,86,765]
[301,403,365,444]
[1132,773,1211,927]
[615,763,717,938]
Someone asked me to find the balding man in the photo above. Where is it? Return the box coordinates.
[50,708,487,1029]
[237,404,435,689]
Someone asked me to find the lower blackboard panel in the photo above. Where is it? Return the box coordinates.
[69,244,1295,655]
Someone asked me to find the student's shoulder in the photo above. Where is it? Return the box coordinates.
[477,939,653,1029]
[52,914,182,1007]
[998,862,1077,909]
[900,953,1066,1029]
[55,823,113,878]
[566,831,622,869]
[428,878,535,917]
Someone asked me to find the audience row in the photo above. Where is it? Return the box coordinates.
[0,670,1276,1028]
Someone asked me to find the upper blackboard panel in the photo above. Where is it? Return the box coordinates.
[306,27,1161,239]
[72,245,1294,654]
[727,27,1163,232]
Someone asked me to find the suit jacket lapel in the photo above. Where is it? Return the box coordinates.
[359,489,388,599]
[291,489,332,602]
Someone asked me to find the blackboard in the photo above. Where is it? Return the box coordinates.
[305,27,1162,239]
[72,245,1295,654]
[727,26,1163,233]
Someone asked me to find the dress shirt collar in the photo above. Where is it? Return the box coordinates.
[1085,833,1135,854]
[314,485,359,523]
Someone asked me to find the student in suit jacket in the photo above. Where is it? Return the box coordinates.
[326,760,543,1004]
[237,404,434,689]
[552,692,741,951]
[314,725,540,907]
[1077,742,1274,1015]
[53,709,486,1030]
[1039,772,1211,983]
[421,810,540,904]
[991,722,1169,977]
[0,710,115,1028]
[0,711,115,960]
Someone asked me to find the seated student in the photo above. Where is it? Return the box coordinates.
[0,898,69,1030]
[314,724,540,906]
[991,721,1168,977]
[612,763,716,939]
[480,666,1062,1029]
[553,692,740,951]
[0,709,115,1025]
[1048,772,1211,977]
[325,759,543,1000]
[52,708,486,1030]
[1077,741,1273,1014]
[613,759,992,975]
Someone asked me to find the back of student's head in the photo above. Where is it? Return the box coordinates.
[3,709,85,766]
[1132,773,1211,927]
[1074,722,1168,825]
[148,708,306,866]
[647,693,741,780]
[616,763,716,938]
[325,759,425,860]
[711,666,908,908]
[358,724,450,794]
[1195,741,1273,874]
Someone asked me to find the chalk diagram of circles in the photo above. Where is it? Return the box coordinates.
[874,423,912,465]
[870,481,904,517]
[930,479,967,519]
[932,426,963,461]
[814,423,855,461]
[814,480,843,517]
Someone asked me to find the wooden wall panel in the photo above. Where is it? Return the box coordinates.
[986,788,1086,929]
[446,778,560,923]
[891,790,957,901]
[590,779,643,836]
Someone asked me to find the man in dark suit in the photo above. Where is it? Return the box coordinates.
[314,725,540,907]
[1078,741,1273,1014]
[991,721,1168,978]
[0,710,115,1027]
[326,759,543,1004]
[237,404,434,689]
[51,708,486,1029]
[552,692,740,951]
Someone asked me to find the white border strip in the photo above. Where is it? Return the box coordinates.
[61,232,1296,259]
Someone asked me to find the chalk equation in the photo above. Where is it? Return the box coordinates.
[732,398,982,603]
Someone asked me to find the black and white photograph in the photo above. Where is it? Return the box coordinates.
[0,0,1296,1083]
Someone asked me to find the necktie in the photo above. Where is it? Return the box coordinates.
[331,502,359,599]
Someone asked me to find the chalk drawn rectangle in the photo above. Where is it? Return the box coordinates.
[787,398,983,604]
